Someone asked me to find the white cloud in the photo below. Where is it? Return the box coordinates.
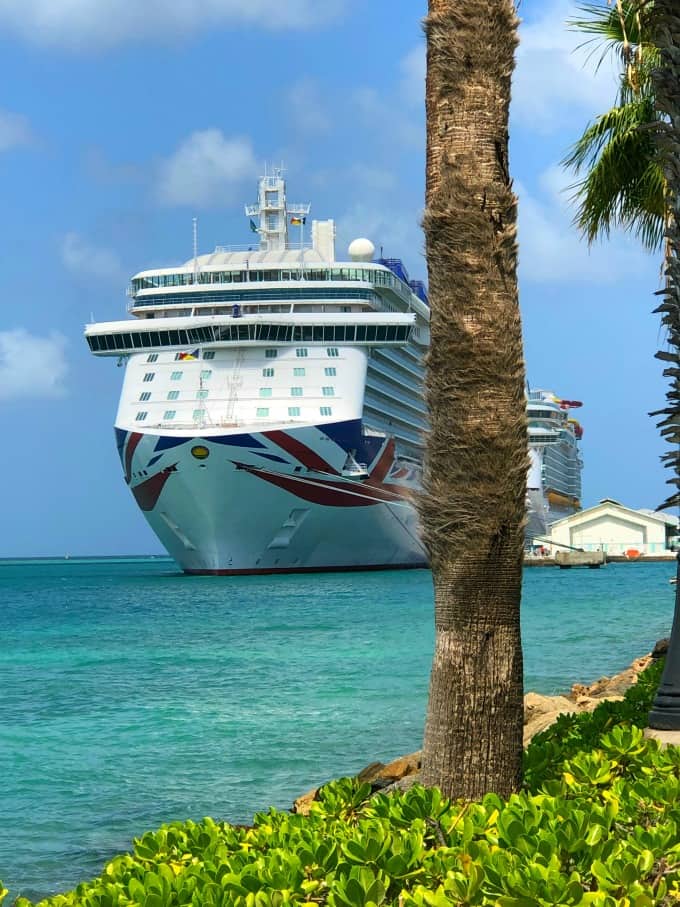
[0,109,33,151]
[61,232,124,283]
[285,78,331,135]
[514,0,621,134]
[155,131,258,208]
[517,166,653,285]
[0,0,347,48]
[400,44,425,108]
[0,329,67,400]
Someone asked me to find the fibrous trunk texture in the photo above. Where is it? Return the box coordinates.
[419,0,527,800]
[646,1,680,728]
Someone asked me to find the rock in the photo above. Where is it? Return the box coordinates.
[292,786,321,816]
[652,638,670,658]
[356,761,386,782]
[524,692,574,720]
[524,710,568,746]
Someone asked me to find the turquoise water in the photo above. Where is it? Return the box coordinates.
[0,558,676,899]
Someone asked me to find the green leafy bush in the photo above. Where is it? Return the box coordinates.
[4,658,680,907]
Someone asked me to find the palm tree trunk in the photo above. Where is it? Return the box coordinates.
[420,0,527,799]
[644,1,680,728]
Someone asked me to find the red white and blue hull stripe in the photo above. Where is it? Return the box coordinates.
[115,419,427,574]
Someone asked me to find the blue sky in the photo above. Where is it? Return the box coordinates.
[0,0,668,556]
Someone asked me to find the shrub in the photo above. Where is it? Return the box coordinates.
[4,658,680,907]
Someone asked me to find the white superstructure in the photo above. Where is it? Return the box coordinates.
[86,169,430,573]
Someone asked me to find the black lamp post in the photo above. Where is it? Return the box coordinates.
[649,552,680,729]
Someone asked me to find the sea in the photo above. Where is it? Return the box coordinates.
[0,557,676,900]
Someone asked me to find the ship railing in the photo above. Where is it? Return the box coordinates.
[213,242,314,253]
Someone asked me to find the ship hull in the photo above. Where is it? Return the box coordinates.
[117,420,427,574]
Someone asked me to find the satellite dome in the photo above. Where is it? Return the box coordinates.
[348,238,375,262]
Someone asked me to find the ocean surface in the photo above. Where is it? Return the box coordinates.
[0,557,676,899]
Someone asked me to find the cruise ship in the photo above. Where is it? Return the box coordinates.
[525,389,584,541]
[85,170,583,573]
[85,169,430,573]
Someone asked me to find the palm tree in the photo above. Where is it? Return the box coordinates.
[419,0,527,800]
[640,0,680,730]
[564,1,665,253]
[566,0,680,730]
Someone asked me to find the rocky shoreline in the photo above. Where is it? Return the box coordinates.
[292,639,669,815]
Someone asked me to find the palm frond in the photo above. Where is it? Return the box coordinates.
[564,104,665,251]
[564,95,659,173]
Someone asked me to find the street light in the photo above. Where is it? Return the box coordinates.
[649,553,680,729]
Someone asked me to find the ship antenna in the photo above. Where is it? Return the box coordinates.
[192,217,199,283]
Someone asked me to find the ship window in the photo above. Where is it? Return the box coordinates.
[170,371,183,381]
[259,387,272,397]
[262,368,274,377]
[135,411,148,421]
[196,389,209,399]
[288,407,300,417]
[200,369,212,380]
[164,410,176,420]
[322,386,335,397]
[167,390,180,400]
[327,348,339,357]
[139,392,151,402]
[293,367,306,377]
[143,372,155,382]
[295,348,308,358]
[320,406,332,416]
[203,351,216,360]
[256,407,269,417]
[265,349,277,358]
[147,354,158,363]
[324,367,336,376]
[291,387,303,397]
[193,409,205,421]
